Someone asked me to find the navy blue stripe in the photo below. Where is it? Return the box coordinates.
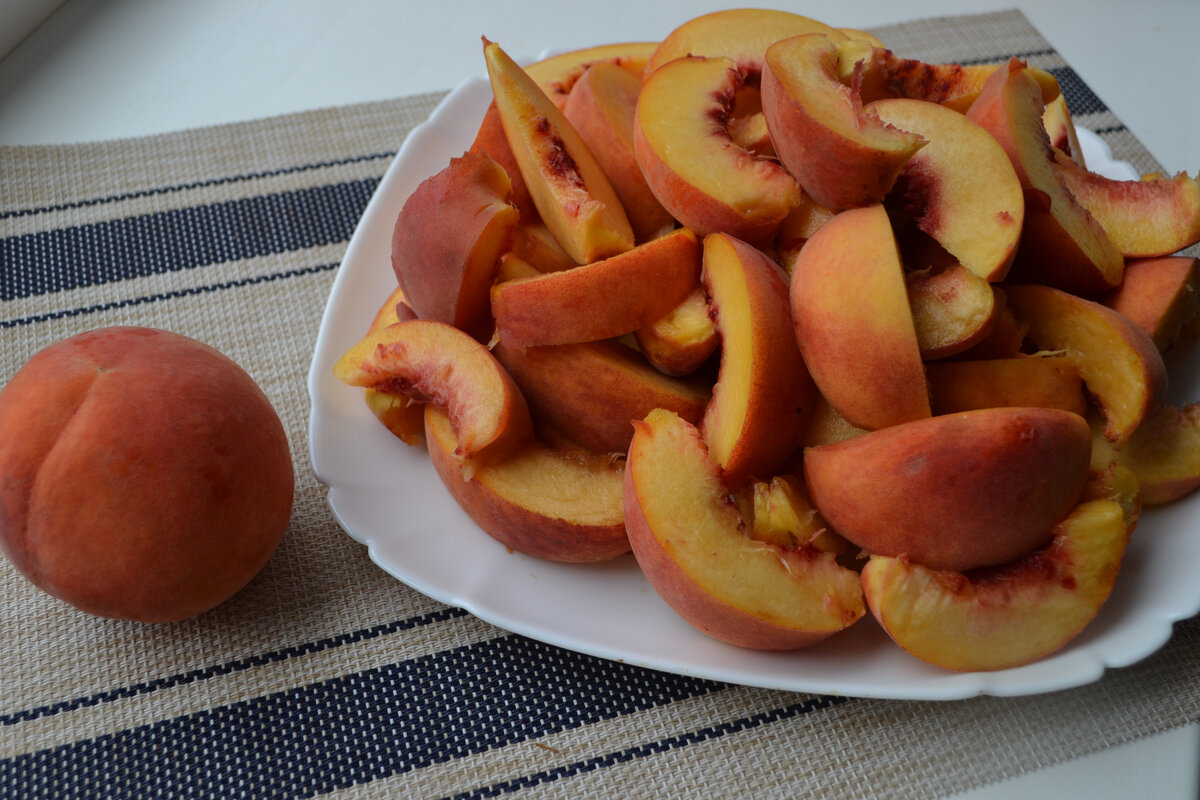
[446,693,850,800]
[0,151,396,221]
[1049,65,1107,117]
[0,607,468,727]
[0,261,339,329]
[1,178,378,302]
[0,636,731,800]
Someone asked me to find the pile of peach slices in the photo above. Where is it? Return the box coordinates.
[334,9,1200,672]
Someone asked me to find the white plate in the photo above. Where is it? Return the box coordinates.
[307,74,1200,700]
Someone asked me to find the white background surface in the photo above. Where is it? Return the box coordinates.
[1,1,1197,797]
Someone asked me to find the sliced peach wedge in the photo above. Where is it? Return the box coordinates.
[563,61,675,242]
[634,287,720,377]
[861,498,1129,672]
[926,355,1088,417]
[1101,255,1200,352]
[633,54,801,243]
[1052,151,1200,259]
[803,407,1093,573]
[1004,283,1168,445]
[490,227,700,348]
[624,408,865,651]
[361,285,424,446]
[790,203,930,431]
[966,59,1124,295]
[1091,403,1200,507]
[425,406,629,563]
[334,319,533,472]
[870,97,1024,283]
[905,265,997,360]
[492,337,710,456]
[701,232,814,486]
[483,38,634,265]
[642,8,846,80]
[760,34,926,210]
[523,41,658,109]
[390,151,519,342]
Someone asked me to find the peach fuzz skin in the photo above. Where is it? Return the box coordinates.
[0,327,293,623]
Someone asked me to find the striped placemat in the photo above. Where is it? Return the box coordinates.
[2,9,1198,799]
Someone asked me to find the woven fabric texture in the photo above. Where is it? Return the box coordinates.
[2,9,1198,799]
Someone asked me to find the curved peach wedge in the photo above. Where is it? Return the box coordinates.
[701,232,814,485]
[906,265,997,360]
[761,34,926,210]
[362,285,424,446]
[524,41,658,109]
[926,356,1087,417]
[966,59,1123,294]
[425,407,628,563]
[490,227,700,348]
[1004,283,1168,445]
[861,498,1128,672]
[390,151,518,342]
[624,409,865,650]
[1092,403,1200,507]
[1052,152,1200,258]
[484,38,634,265]
[634,287,720,377]
[803,407,1093,573]
[334,319,532,467]
[1101,255,1200,352]
[563,61,675,242]
[870,97,1024,282]
[492,338,709,455]
[643,8,845,80]
[634,55,800,242]
[790,204,930,431]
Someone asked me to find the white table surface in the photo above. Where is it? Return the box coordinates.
[1,1,1197,798]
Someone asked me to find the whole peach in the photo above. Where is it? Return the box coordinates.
[0,326,294,622]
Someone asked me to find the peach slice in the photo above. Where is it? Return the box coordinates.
[643,8,845,80]
[361,285,424,446]
[773,192,837,278]
[790,204,930,431]
[804,407,1093,573]
[870,97,1024,282]
[634,287,720,377]
[1052,151,1200,258]
[966,59,1124,295]
[861,498,1128,672]
[492,338,710,455]
[469,102,537,223]
[483,38,634,265]
[1092,403,1200,506]
[508,221,576,273]
[701,232,814,485]
[1101,255,1200,352]
[563,61,676,242]
[906,265,997,360]
[491,227,700,348]
[624,408,865,650]
[760,34,926,210]
[523,41,658,109]
[1043,93,1085,167]
[390,151,518,342]
[849,49,1061,112]
[1004,283,1168,445]
[926,356,1088,417]
[334,319,532,468]
[634,55,801,242]
[955,285,1028,359]
[424,407,628,563]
